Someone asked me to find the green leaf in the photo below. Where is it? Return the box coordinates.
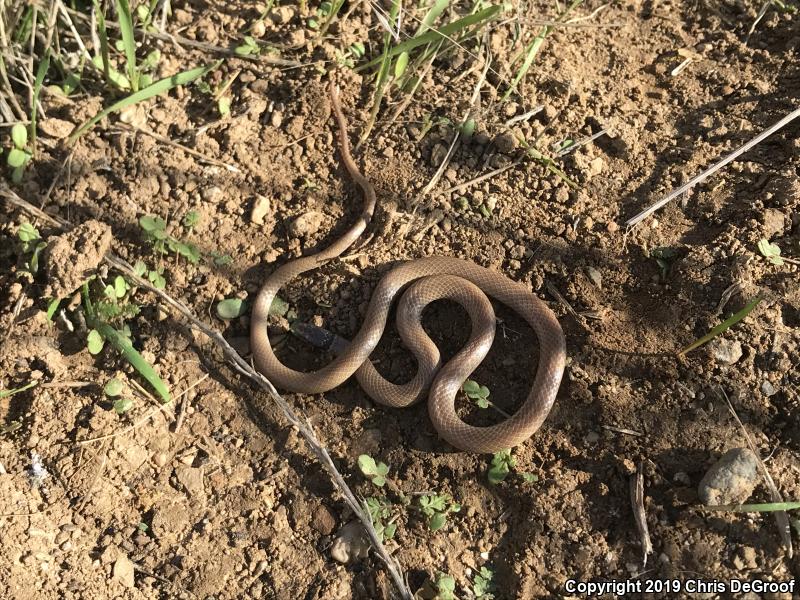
[87,329,105,354]
[461,117,476,138]
[46,298,61,321]
[521,472,539,483]
[116,0,139,91]
[429,512,446,531]
[18,222,39,243]
[216,298,246,320]
[139,214,166,233]
[11,166,24,184]
[488,463,509,485]
[7,148,31,168]
[372,475,386,487]
[148,269,166,289]
[383,521,397,540]
[758,238,784,266]
[113,275,129,298]
[358,454,377,475]
[462,379,481,396]
[11,122,28,149]
[269,296,289,317]
[113,397,133,414]
[68,62,221,143]
[394,51,409,78]
[28,241,45,274]
[104,378,124,396]
[133,260,147,277]
[182,210,200,229]
[218,96,231,117]
[95,321,170,402]
[476,397,489,409]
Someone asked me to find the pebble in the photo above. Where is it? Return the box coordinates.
[711,339,743,365]
[202,186,224,204]
[762,208,786,238]
[586,266,602,289]
[270,5,296,24]
[330,522,370,564]
[113,554,135,588]
[698,447,760,505]
[494,132,517,154]
[311,505,337,536]
[760,381,777,397]
[250,195,272,225]
[288,211,324,238]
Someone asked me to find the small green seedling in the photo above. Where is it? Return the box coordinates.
[433,573,456,600]
[7,123,32,183]
[418,493,460,531]
[103,377,133,414]
[0,380,38,399]
[463,379,490,408]
[336,41,366,68]
[358,454,389,487]
[210,252,233,267]
[133,260,166,289]
[365,496,398,541]
[182,210,200,229]
[651,246,678,280]
[473,566,496,600]
[139,215,201,263]
[17,222,46,277]
[235,36,261,56]
[488,449,515,484]
[758,238,799,266]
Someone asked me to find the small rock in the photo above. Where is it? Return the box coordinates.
[174,466,205,497]
[250,195,272,225]
[119,104,147,129]
[494,132,517,154]
[711,339,742,365]
[288,211,324,238]
[586,266,602,289]
[760,381,777,397]
[698,447,760,506]
[587,157,605,178]
[311,505,337,535]
[762,208,786,238]
[202,186,224,203]
[330,522,370,564]
[39,118,74,139]
[113,554,135,588]
[270,5,296,24]
[430,143,448,167]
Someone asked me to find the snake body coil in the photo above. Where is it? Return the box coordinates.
[251,82,566,453]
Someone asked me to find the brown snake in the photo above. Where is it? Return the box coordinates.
[251,81,566,453]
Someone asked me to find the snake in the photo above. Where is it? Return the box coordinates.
[251,81,566,453]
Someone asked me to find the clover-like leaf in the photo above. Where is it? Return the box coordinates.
[104,378,124,397]
[758,238,784,266]
[138,215,166,233]
[113,397,133,414]
[11,123,28,149]
[87,329,105,354]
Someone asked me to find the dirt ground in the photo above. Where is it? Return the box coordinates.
[1,0,799,598]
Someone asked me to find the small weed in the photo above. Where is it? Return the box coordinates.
[16,222,46,278]
[418,493,460,531]
[139,215,201,263]
[651,247,678,280]
[758,238,799,266]
[103,377,134,414]
[365,496,398,542]
[358,454,389,487]
[488,449,515,484]
[133,260,166,289]
[472,566,496,599]
[433,573,456,600]
[235,35,261,56]
[182,210,201,229]
[7,123,32,183]
[463,379,490,408]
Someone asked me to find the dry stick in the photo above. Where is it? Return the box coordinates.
[626,105,800,227]
[0,188,414,600]
[719,387,793,558]
[630,462,652,568]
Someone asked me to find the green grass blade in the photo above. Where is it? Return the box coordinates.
[703,502,800,513]
[0,380,38,399]
[92,0,111,84]
[68,61,220,143]
[418,0,449,33]
[116,0,139,91]
[355,5,500,72]
[46,297,61,321]
[502,0,582,101]
[361,0,402,143]
[678,296,762,356]
[31,49,50,158]
[95,322,170,402]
